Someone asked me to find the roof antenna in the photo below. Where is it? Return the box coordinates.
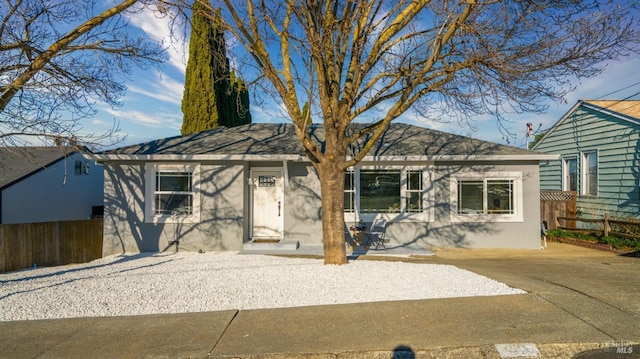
[525,123,533,149]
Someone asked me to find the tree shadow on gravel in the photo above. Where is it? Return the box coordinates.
[0,253,179,301]
[0,253,172,285]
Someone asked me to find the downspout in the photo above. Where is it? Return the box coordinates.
[63,154,68,186]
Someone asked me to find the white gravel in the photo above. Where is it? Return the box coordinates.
[0,251,525,321]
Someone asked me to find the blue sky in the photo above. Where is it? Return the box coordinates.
[87,7,640,150]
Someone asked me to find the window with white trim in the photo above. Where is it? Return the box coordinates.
[155,171,193,215]
[563,157,577,192]
[145,163,200,223]
[343,166,428,217]
[581,151,597,196]
[456,179,514,215]
[406,170,423,213]
[344,170,356,213]
[360,169,401,213]
[450,172,523,222]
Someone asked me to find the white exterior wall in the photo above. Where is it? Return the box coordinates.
[398,161,542,249]
[1,153,104,224]
[103,159,543,254]
[102,161,246,256]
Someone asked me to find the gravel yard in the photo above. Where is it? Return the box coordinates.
[0,251,525,321]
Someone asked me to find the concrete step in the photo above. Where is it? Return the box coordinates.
[242,240,299,251]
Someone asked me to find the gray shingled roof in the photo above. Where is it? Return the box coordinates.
[102,123,544,159]
[0,147,76,189]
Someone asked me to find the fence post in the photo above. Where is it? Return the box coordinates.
[604,213,610,237]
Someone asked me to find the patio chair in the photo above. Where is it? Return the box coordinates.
[366,218,387,250]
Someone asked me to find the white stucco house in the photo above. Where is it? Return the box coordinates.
[0,147,104,224]
[95,123,557,256]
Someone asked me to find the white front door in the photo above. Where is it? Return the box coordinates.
[251,170,284,240]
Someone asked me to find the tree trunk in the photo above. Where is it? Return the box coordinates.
[317,161,348,265]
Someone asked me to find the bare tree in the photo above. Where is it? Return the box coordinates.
[0,0,168,148]
[177,0,638,264]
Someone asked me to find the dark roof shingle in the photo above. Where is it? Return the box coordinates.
[103,123,537,159]
[0,147,76,188]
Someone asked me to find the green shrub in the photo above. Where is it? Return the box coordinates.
[600,236,640,250]
[548,229,640,250]
[547,229,598,242]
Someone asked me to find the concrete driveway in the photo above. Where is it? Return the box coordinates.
[425,243,640,346]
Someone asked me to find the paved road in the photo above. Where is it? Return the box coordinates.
[1,243,638,358]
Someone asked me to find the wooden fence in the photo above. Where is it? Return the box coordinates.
[0,219,103,274]
[540,190,576,230]
[556,213,640,240]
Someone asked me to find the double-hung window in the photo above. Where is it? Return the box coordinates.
[145,163,200,223]
[451,172,523,222]
[563,157,577,192]
[155,171,193,215]
[405,170,423,213]
[581,151,597,196]
[344,170,356,213]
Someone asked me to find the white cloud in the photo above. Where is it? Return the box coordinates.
[102,107,182,130]
[127,73,184,105]
[106,4,640,151]
[127,7,187,74]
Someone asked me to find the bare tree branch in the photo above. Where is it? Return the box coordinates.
[0,0,168,149]
[167,0,639,264]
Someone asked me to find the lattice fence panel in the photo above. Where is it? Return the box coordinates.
[540,191,575,201]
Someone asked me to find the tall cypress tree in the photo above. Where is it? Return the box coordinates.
[181,1,250,135]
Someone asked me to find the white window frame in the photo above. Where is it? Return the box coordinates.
[344,165,433,223]
[450,171,523,223]
[581,150,598,197]
[344,169,356,214]
[405,169,424,214]
[145,163,201,223]
[562,156,577,192]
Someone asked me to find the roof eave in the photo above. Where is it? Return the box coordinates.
[94,153,559,162]
[580,101,640,125]
[361,154,559,161]
[93,154,306,162]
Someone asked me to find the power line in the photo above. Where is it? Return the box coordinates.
[595,81,640,99]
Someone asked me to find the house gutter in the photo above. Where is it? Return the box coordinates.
[92,153,559,162]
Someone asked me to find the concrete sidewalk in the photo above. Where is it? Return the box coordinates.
[1,243,638,358]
